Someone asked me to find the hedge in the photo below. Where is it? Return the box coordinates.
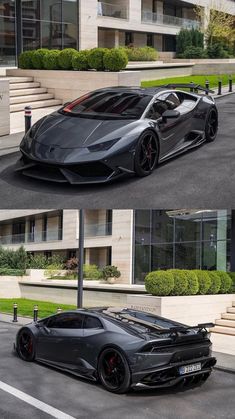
[18,50,34,69]
[88,48,108,71]
[72,50,90,71]
[144,269,234,296]
[43,50,60,70]
[103,48,128,72]
[31,48,49,69]
[58,48,77,70]
[83,264,102,280]
[122,46,158,61]
[145,271,174,296]
[0,268,25,276]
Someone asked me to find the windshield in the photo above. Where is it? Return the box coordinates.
[61,91,152,119]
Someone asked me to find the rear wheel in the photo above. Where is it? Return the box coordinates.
[205,107,218,142]
[98,348,131,394]
[16,328,35,362]
[134,130,159,177]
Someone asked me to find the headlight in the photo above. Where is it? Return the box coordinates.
[88,138,119,152]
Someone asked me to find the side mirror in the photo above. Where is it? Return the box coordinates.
[162,109,180,123]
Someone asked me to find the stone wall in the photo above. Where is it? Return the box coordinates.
[0,79,10,136]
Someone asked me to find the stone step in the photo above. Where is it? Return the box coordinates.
[215,319,235,328]
[222,313,235,320]
[227,307,235,314]
[9,77,34,84]
[10,99,62,112]
[10,87,48,97]
[212,326,235,336]
[10,93,55,105]
[9,82,41,90]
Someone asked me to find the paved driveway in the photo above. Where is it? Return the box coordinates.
[0,322,235,419]
[0,95,234,208]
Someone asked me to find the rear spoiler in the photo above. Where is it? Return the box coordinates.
[160,83,215,94]
[157,323,215,335]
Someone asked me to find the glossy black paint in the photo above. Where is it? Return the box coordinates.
[16,87,217,184]
[15,308,216,390]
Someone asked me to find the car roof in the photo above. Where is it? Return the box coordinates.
[94,86,166,97]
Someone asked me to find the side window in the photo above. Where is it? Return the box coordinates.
[47,313,84,329]
[147,101,168,120]
[158,92,181,110]
[83,315,103,329]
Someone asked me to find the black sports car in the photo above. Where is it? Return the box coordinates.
[15,307,216,393]
[16,84,218,184]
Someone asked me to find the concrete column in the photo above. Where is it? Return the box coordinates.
[79,0,98,50]
[129,0,142,23]
[156,0,163,15]
[216,210,228,271]
[114,30,120,47]
[0,79,10,136]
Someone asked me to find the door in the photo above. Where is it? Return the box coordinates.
[36,312,85,368]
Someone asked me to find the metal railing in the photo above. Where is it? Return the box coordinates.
[97,1,128,19]
[85,222,112,237]
[0,229,63,245]
[141,11,200,29]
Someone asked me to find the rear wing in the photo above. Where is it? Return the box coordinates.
[160,83,215,94]
[157,323,215,335]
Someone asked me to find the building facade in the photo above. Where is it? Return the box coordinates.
[1,0,235,66]
[0,209,234,284]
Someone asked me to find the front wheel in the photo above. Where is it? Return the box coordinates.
[205,107,218,142]
[134,130,159,177]
[16,328,35,362]
[98,348,131,394]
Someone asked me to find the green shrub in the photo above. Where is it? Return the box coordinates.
[44,264,62,279]
[43,50,60,70]
[83,264,102,280]
[145,271,174,296]
[103,48,128,71]
[207,271,221,294]
[123,46,158,61]
[192,270,211,294]
[228,272,235,293]
[0,245,27,270]
[182,270,199,295]
[183,46,207,59]
[168,270,188,295]
[58,48,77,70]
[88,48,108,71]
[0,268,25,276]
[27,254,49,269]
[18,51,34,69]
[102,265,121,281]
[207,43,229,58]
[72,50,89,70]
[31,48,49,69]
[216,271,232,293]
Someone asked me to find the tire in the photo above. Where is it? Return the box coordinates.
[134,130,159,177]
[205,107,218,142]
[16,328,35,362]
[98,347,131,394]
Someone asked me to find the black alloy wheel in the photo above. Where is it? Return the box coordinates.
[98,348,131,393]
[134,130,159,177]
[205,107,218,142]
[17,329,35,361]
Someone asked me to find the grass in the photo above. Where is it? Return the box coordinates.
[141,74,235,89]
[0,298,76,319]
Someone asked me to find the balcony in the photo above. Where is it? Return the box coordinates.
[142,11,200,29]
[0,229,63,245]
[97,2,128,20]
[85,222,112,238]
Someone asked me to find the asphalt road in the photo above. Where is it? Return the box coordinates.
[0,322,235,419]
[0,95,234,209]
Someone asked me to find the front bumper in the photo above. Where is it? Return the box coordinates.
[131,356,216,389]
[15,151,134,185]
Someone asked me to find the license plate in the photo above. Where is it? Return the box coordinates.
[179,363,201,375]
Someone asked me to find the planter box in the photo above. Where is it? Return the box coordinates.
[26,269,68,280]
[0,79,10,136]
[6,69,141,104]
[0,277,27,298]
[126,294,235,325]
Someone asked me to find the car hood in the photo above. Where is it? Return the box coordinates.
[32,112,139,148]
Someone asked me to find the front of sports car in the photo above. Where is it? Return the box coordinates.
[16,89,153,184]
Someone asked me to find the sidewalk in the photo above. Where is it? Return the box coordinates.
[1,313,234,373]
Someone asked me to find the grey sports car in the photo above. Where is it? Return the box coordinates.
[15,307,216,393]
[15,84,218,184]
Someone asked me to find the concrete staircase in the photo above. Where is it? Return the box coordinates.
[213,302,235,336]
[9,76,62,112]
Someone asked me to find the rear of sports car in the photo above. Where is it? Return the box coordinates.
[130,332,216,389]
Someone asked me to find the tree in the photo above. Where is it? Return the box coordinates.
[194,1,235,46]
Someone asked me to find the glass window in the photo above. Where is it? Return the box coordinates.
[151,210,173,244]
[0,1,16,66]
[134,244,151,284]
[175,214,201,243]
[83,316,103,329]
[41,0,61,22]
[135,210,151,245]
[47,313,84,329]
[175,242,200,270]
[151,244,173,270]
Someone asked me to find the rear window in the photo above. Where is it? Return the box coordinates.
[62,91,151,119]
